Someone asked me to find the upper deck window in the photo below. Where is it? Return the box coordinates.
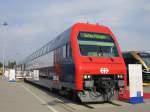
[63,43,72,58]
[139,53,150,67]
[78,32,119,57]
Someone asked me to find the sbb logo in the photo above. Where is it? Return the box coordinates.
[100,68,109,74]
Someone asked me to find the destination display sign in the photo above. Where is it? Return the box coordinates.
[79,32,111,40]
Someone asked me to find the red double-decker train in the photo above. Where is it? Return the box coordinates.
[21,23,127,102]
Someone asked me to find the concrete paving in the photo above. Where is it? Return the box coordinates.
[0,76,53,112]
[0,76,150,112]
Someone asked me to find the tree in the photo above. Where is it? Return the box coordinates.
[7,61,16,69]
[0,62,2,68]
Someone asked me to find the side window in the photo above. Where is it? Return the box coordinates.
[40,48,43,56]
[66,43,72,57]
[66,43,69,57]
[43,46,47,54]
[63,43,72,58]
[63,45,66,58]
[69,44,72,57]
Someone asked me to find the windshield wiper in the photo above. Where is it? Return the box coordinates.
[98,46,103,56]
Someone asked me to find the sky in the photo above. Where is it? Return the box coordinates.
[0,0,150,64]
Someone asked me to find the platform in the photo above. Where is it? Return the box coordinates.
[0,76,53,112]
[1,76,150,112]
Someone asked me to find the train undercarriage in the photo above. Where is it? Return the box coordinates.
[77,75,124,102]
[24,70,125,102]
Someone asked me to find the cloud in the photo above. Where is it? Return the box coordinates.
[0,0,150,63]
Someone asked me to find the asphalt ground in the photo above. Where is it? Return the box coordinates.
[0,76,150,112]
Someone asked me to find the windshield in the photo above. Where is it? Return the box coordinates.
[139,53,150,67]
[78,32,119,57]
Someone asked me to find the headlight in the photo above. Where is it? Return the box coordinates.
[118,75,123,79]
[120,75,123,79]
[84,75,88,79]
[87,75,91,79]
[84,75,91,79]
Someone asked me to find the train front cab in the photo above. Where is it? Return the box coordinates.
[70,23,127,102]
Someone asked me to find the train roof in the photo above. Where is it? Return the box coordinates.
[23,23,112,63]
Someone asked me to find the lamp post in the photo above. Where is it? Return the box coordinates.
[1,22,8,75]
